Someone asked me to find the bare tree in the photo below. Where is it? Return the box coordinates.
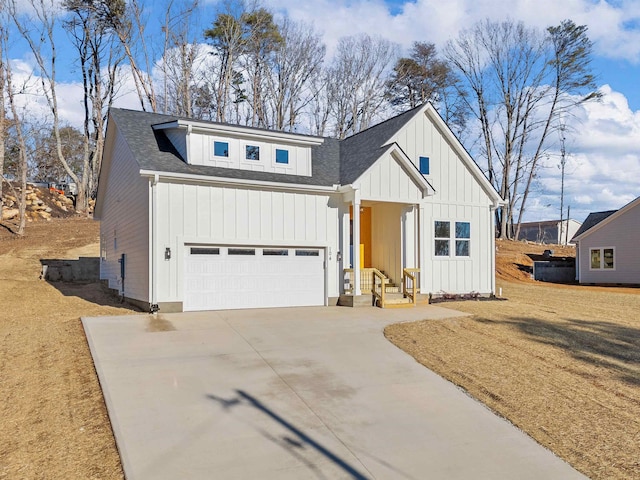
[264,18,325,131]
[3,39,28,235]
[327,34,398,139]
[63,0,123,210]
[0,10,7,224]
[159,0,201,117]
[445,19,599,239]
[9,0,92,215]
[104,0,158,111]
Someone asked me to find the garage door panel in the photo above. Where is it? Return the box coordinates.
[183,246,324,311]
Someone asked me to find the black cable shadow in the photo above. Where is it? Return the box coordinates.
[207,389,370,479]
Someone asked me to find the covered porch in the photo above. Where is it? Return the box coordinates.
[341,200,422,308]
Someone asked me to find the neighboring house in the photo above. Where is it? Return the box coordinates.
[518,219,582,245]
[572,197,640,284]
[95,103,504,312]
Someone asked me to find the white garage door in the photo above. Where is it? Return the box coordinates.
[183,246,325,311]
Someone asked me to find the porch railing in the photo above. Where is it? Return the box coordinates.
[344,268,383,294]
[402,268,420,306]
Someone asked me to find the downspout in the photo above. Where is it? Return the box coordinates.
[150,174,159,313]
[490,204,497,296]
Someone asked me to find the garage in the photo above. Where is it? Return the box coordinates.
[183,245,325,311]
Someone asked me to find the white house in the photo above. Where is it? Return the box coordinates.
[518,219,581,245]
[572,197,640,285]
[95,103,504,312]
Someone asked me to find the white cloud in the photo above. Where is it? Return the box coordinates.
[265,0,640,61]
[530,85,640,223]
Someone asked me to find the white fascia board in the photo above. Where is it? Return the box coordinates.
[139,169,340,193]
[153,120,324,147]
[422,103,505,206]
[572,196,640,242]
[351,143,434,197]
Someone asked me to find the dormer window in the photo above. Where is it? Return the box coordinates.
[246,145,260,160]
[275,149,289,164]
[214,141,229,157]
[419,156,430,175]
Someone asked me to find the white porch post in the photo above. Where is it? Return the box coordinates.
[353,195,361,296]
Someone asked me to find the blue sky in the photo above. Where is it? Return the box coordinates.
[6,0,640,224]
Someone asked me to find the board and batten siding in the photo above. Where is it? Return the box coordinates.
[99,126,150,303]
[578,204,640,284]
[185,131,312,176]
[389,110,496,294]
[356,152,424,203]
[154,181,341,303]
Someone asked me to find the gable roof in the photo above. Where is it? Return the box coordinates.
[102,104,502,206]
[572,196,640,241]
[340,104,424,184]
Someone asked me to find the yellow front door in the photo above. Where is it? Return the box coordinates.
[350,206,372,268]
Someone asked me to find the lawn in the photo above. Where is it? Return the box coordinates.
[1,220,638,479]
[386,278,640,480]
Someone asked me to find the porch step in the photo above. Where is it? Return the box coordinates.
[385,284,400,293]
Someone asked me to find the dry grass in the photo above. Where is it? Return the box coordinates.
[0,219,137,480]
[386,242,640,480]
[2,221,638,479]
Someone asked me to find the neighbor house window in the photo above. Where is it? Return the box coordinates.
[275,149,289,164]
[214,141,229,157]
[246,145,260,160]
[419,156,430,175]
[455,222,470,257]
[435,221,471,257]
[590,247,615,270]
[434,221,450,256]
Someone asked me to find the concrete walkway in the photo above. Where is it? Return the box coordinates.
[83,306,587,480]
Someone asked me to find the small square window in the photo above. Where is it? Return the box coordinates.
[246,145,260,160]
[275,149,289,164]
[214,141,229,157]
[419,156,430,175]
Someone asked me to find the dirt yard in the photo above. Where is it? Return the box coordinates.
[387,241,640,480]
[1,220,638,479]
[0,219,134,479]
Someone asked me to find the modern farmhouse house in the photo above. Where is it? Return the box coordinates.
[95,104,504,312]
[572,196,640,285]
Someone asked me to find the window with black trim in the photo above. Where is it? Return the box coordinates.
[214,141,229,157]
[246,145,260,160]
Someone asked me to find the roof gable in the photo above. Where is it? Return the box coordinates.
[572,196,640,241]
[352,144,434,201]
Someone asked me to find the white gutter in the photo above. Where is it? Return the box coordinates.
[150,174,159,312]
[139,169,340,194]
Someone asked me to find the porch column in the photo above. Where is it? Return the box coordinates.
[353,197,361,295]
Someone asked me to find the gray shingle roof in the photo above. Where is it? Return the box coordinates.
[109,108,341,186]
[339,105,424,184]
[108,105,425,188]
[572,210,617,239]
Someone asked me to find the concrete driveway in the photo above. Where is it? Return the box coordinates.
[83,306,586,480]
